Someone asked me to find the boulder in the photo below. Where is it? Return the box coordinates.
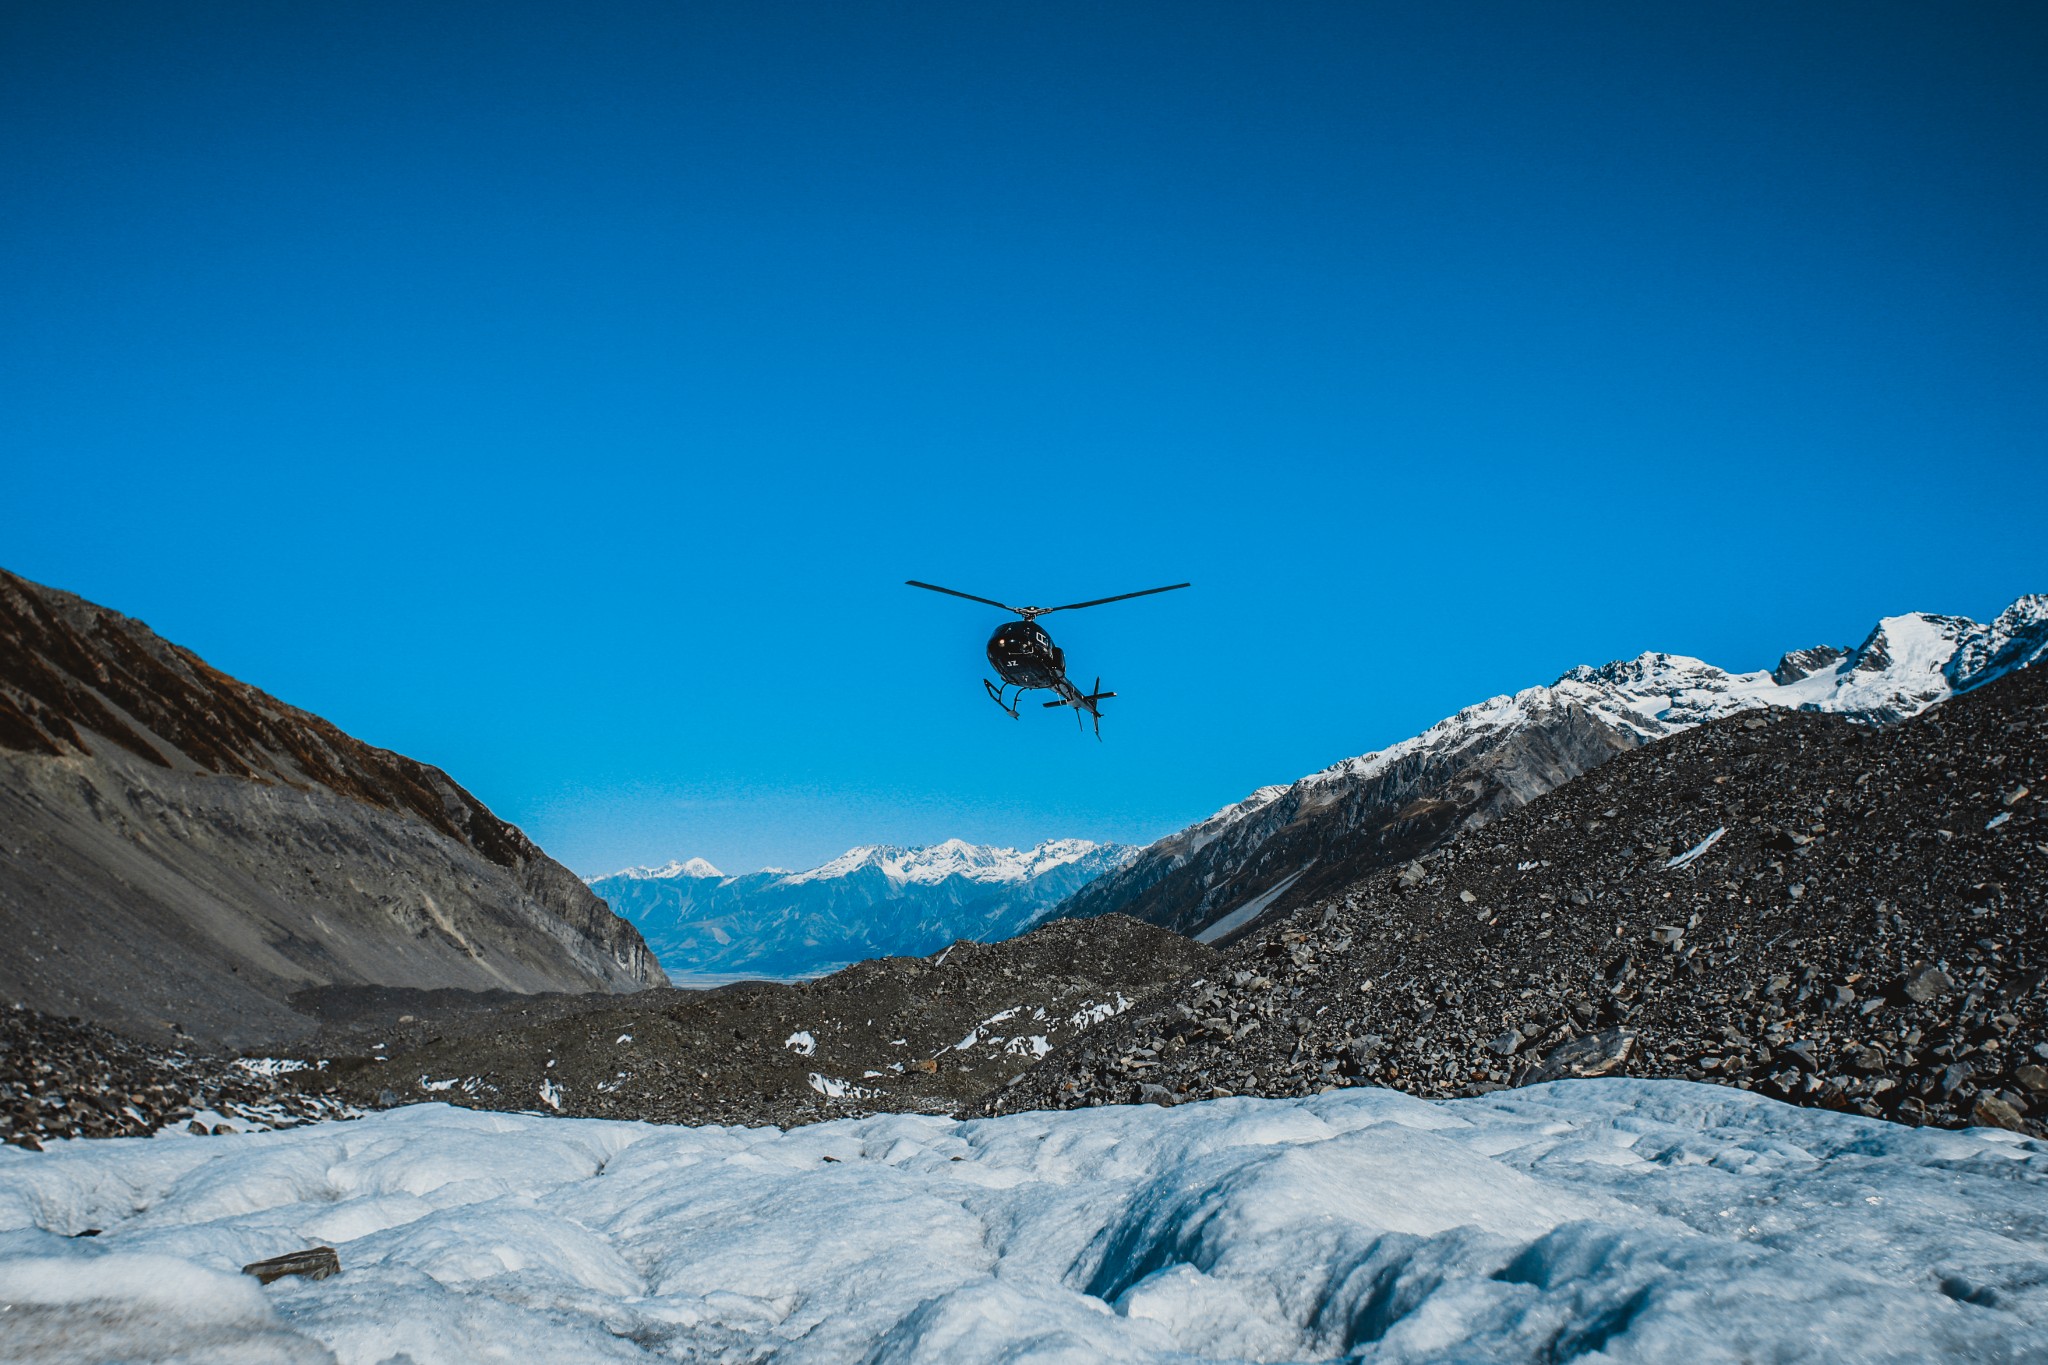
[1515,1029,1637,1086]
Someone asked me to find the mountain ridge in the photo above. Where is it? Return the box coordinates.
[0,568,666,1048]
[589,837,1138,979]
[1051,596,2048,943]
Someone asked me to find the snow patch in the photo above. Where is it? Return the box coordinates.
[806,1073,881,1101]
[1665,826,1727,870]
[1068,994,1133,1029]
[231,1057,323,1078]
[590,856,726,883]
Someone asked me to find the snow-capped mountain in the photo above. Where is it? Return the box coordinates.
[588,838,1139,980]
[1054,594,2048,943]
[608,856,728,882]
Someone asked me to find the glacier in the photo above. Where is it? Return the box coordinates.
[3,1081,2044,1362]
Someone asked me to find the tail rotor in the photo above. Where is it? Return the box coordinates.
[1081,678,1117,739]
[1042,677,1116,737]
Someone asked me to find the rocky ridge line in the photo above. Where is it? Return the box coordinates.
[1052,596,2048,945]
[0,568,665,1047]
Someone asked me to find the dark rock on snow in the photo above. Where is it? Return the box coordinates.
[242,1247,341,1284]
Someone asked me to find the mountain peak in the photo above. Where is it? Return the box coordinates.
[781,838,1124,887]
[594,856,726,882]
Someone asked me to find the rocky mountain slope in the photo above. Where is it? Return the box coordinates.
[1054,596,2048,944]
[590,838,1136,979]
[0,569,665,1049]
[0,1005,351,1149]
[294,913,1211,1131]
[3,913,1211,1146]
[994,653,2048,1135]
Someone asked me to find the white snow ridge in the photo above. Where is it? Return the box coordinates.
[3,1081,2045,1362]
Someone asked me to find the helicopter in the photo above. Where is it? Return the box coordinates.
[906,579,1190,737]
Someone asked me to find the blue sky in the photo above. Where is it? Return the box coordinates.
[5,2,2044,876]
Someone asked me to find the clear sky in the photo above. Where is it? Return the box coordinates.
[5,2,2044,876]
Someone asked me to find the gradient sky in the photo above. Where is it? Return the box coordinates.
[5,2,2044,876]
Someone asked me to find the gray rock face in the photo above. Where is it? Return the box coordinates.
[1774,646,1848,686]
[0,569,664,1048]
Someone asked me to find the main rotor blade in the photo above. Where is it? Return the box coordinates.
[1036,582,1191,615]
[905,581,1025,615]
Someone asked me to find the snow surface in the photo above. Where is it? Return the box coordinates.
[3,1082,2044,1362]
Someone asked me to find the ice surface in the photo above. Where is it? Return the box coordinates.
[3,1082,2044,1362]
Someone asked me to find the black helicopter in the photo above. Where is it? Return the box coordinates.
[906,579,1190,737]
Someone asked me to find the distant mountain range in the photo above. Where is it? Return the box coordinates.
[1054,596,2048,944]
[588,838,1138,979]
[0,569,665,1048]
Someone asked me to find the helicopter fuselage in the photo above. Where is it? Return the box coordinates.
[986,620,1066,690]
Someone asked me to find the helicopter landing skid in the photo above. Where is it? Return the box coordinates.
[983,679,1022,719]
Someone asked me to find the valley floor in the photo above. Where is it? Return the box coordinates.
[2,1081,2045,1363]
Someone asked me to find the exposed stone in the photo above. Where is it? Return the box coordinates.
[1973,1093,2030,1133]
[242,1247,340,1284]
[1903,966,1954,1005]
[1516,1030,1638,1086]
